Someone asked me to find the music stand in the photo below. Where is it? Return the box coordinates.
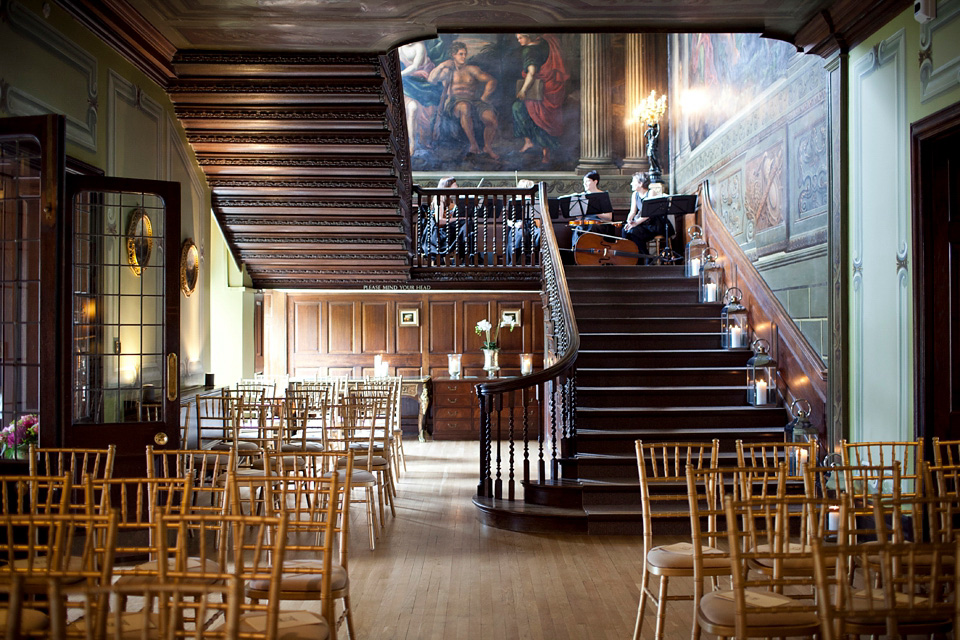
[639,194,698,264]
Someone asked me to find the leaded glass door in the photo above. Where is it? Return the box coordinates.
[64,175,180,472]
[0,116,63,467]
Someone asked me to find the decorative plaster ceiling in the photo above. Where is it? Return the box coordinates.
[107,0,877,53]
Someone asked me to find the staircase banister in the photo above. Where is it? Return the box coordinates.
[477,181,579,397]
[697,180,828,439]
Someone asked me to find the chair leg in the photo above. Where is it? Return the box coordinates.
[691,578,703,640]
[342,594,356,640]
[654,575,669,640]
[633,564,651,640]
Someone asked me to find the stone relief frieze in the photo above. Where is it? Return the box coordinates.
[717,171,744,237]
[744,141,785,233]
[795,119,828,219]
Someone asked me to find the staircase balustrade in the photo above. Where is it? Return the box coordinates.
[473,183,580,500]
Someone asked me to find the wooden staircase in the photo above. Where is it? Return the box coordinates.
[477,263,790,534]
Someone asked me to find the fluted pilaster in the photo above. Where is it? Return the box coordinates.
[622,33,649,173]
[577,33,617,173]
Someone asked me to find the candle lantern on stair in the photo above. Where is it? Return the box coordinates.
[699,248,723,303]
[786,399,817,476]
[746,338,777,407]
[685,225,708,278]
[720,287,748,349]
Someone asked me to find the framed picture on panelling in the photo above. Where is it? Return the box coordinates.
[399,308,420,326]
[501,309,521,327]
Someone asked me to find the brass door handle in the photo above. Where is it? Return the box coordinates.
[167,353,178,401]
[154,432,169,446]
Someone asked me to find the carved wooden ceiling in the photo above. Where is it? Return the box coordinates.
[54,0,909,289]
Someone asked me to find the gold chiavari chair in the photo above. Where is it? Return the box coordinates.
[227,471,341,634]
[180,400,193,447]
[278,392,326,454]
[684,464,784,640]
[632,440,718,640]
[328,394,383,550]
[811,496,958,640]
[347,385,397,511]
[701,491,828,640]
[264,449,356,639]
[0,575,48,637]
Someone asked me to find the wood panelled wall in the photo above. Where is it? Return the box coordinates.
[267,291,544,379]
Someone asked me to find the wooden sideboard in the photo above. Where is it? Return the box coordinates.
[432,376,539,440]
[432,377,480,440]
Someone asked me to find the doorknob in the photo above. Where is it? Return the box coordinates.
[154,432,169,446]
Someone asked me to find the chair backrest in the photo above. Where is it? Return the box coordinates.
[804,462,901,543]
[330,395,383,469]
[841,438,923,496]
[737,439,816,480]
[723,492,836,639]
[226,471,340,626]
[635,440,718,548]
[179,400,193,446]
[277,393,326,451]
[0,473,72,515]
[932,436,960,466]
[810,497,958,640]
[196,394,240,447]
[146,445,235,517]
[29,445,116,484]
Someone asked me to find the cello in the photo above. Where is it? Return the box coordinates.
[572,232,647,265]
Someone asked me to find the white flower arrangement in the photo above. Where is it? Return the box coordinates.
[475,316,517,350]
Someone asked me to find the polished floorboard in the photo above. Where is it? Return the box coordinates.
[340,439,692,640]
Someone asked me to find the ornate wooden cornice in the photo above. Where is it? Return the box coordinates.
[53,0,176,86]
[795,0,911,57]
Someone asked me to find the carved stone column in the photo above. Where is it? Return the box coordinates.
[577,33,618,173]
[622,34,649,173]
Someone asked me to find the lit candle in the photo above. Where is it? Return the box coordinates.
[827,506,840,532]
[704,283,717,303]
[730,326,742,348]
[520,354,534,376]
[755,379,768,405]
[377,360,389,377]
[374,354,382,370]
[690,257,701,277]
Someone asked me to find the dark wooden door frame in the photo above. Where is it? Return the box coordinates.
[911,101,960,444]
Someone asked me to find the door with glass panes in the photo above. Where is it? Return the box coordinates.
[64,175,180,475]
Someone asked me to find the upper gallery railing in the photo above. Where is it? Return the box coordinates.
[411,184,541,269]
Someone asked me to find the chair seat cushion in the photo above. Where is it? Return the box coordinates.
[247,559,347,593]
[751,543,814,571]
[212,441,259,452]
[323,469,376,485]
[70,612,161,639]
[251,455,305,470]
[116,557,222,585]
[237,610,329,640]
[699,590,819,630]
[281,442,324,452]
[0,607,49,632]
[338,455,388,468]
[647,544,729,570]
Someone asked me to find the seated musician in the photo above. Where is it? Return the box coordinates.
[506,179,542,265]
[622,172,674,260]
[572,170,615,247]
[420,176,460,263]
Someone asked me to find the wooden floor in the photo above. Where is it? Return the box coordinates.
[338,439,691,640]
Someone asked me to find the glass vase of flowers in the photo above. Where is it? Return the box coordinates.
[1,414,38,459]
[475,317,517,377]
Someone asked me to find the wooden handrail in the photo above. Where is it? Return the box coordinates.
[697,180,827,441]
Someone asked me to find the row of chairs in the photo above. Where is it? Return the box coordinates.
[634,437,960,640]
[0,450,358,639]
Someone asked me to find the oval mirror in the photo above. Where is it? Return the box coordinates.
[180,239,199,297]
[126,208,154,276]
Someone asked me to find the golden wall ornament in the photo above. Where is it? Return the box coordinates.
[180,239,199,297]
[125,208,153,276]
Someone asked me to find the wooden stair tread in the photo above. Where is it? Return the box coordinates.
[577,405,785,414]
[578,385,748,392]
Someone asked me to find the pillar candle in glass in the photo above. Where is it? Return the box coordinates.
[699,248,723,303]
[685,225,707,278]
[520,353,534,375]
[447,353,462,378]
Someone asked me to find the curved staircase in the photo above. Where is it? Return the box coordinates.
[477,263,790,534]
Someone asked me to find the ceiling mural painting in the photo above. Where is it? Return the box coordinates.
[401,34,581,172]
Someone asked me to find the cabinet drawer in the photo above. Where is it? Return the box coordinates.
[433,420,478,439]
[437,381,472,394]
[435,407,472,420]
[437,393,474,408]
